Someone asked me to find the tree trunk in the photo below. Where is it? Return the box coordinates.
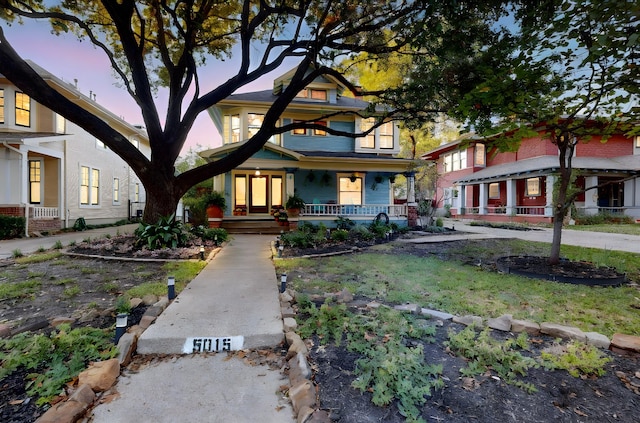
[549,134,574,265]
[141,171,183,223]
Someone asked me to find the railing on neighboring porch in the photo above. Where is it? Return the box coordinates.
[303,203,407,217]
[30,207,60,219]
[460,206,546,216]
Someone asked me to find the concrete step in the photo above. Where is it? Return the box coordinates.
[222,219,288,234]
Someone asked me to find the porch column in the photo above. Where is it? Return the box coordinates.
[478,183,488,215]
[285,170,295,199]
[545,175,555,217]
[584,176,598,215]
[623,178,634,207]
[505,178,516,215]
[458,185,466,214]
[405,172,418,226]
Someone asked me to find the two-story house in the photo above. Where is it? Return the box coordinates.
[200,67,418,231]
[0,61,149,235]
[422,128,640,224]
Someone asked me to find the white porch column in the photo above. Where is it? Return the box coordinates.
[583,176,598,215]
[458,185,466,213]
[624,178,634,207]
[407,174,416,203]
[285,171,295,199]
[478,183,488,215]
[505,178,516,215]
[545,175,555,217]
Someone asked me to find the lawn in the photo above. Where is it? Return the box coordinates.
[568,223,640,236]
[276,238,640,338]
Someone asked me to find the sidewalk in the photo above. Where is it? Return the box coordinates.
[0,224,139,259]
[89,234,293,423]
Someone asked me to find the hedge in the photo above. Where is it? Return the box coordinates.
[0,216,25,239]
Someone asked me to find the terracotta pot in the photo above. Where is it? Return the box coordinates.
[206,205,223,219]
[286,208,301,217]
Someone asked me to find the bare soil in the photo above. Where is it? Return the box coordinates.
[1,233,639,422]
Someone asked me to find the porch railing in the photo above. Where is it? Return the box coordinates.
[303,203,407,217]
[30,207,59,219]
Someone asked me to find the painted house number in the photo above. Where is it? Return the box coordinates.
[183,336,244,354]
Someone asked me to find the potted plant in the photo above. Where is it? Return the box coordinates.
[204,191,226,219]
[285,193,305,217]
[277,210,288,226]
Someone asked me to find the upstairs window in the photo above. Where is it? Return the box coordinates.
[475,144,486,166]
[443,150,467,173]
[247,113,263,138]
[113,178,120,204]
[296,88,328,101]
[292,120,306,135]
[379,121,394,149]
[231,114,240,143]
[0,89,4,124]
[313,121,327,136]
[15,92,30,127]
[359,118,375,148]
[55,113,66,134]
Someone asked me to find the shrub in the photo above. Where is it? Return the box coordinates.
[573,211,634,225]
[349,224,376,241]
[190,225,228,243]
[135,213,189,250]
[0,215,25,239]
[331,229,349,242]
[280,230,316,248]
[335,216,355,230]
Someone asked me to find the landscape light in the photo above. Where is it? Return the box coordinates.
[167,276,176,300]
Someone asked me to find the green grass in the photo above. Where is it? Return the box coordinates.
[0,279,42,300]
[125,260,206,298]
[277,240,640,338]
[15,251,63,264]
[568,223,640,236]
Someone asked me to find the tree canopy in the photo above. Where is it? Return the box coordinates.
[0,0,553,221]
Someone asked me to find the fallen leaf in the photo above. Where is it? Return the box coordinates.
[574,408,588,417]
[9,399,24,405]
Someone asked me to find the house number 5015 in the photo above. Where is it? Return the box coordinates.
[183,336,244,354]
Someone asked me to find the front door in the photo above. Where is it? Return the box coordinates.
[249,175,269,214]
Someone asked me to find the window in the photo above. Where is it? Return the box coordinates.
[80,166,100,206]
[271,176,283,207]
[131,138,140,149]
[235,176,247,206]
[475,144,486,166]
[15,92,30,127]
[443,150,467,173]
[339,176,362,205]
[292,120,306,135]
[113,178,120,204]
[379,121,394,149]
[310,89,327,101]
[489,183,500,199]
[134,183,140,202]
[635,136,640,149]
[359,118,375,148]
[96,139,107,149]
[0,89,4,123]
[313,121,327,136]
[247,113,263,139]
[526,178,541,196]
[296,88,327,101]
[29,160,41,204]
[55,113,65,134]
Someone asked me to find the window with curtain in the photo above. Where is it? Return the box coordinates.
[15,92,30,127]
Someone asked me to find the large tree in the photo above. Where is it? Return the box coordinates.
[0,0,541,222]
[428,0,639,264]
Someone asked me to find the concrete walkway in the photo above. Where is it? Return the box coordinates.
[90,234,293,423]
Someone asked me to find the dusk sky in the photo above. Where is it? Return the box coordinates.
[2,18,281,155]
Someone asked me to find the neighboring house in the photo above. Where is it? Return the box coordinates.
[200,67,417,231]
[422,128,640,224]
[0,61,149,235]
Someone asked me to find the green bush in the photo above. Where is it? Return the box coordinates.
[573,212,634,225]
[190,225,228,243]
[349,224,376,241]
[0,215,25,239]
[280,230,316,248]
[135,213,189,250]
[330,229,349,242]
[0,324,117,406]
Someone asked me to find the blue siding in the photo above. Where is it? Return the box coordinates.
[282,118,355,152]
[364,174,390,204]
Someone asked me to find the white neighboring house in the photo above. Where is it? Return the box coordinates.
[0,61,149,235]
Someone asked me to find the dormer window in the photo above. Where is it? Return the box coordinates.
[296,88,327,101]
[313,121,327,136]
[379,121,393,149]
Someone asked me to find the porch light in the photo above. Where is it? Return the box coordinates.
[280,274,287,293]
[214,234,218,246]
[167,276,176,300]
[115,313,128,344]
[255,168,261,176]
